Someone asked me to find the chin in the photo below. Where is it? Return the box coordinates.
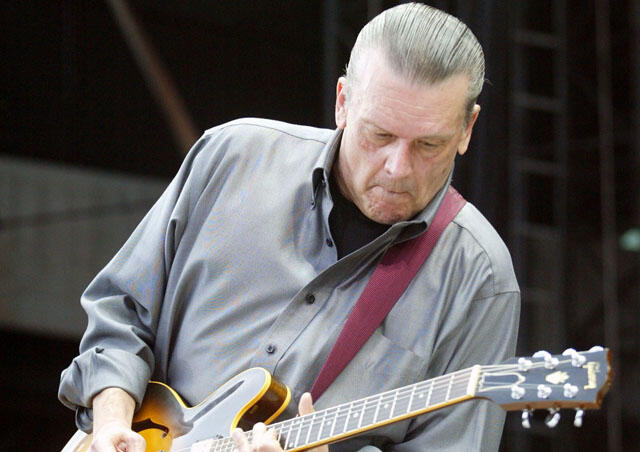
[367,208,411,225]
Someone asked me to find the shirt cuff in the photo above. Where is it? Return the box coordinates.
[58,346,152,432]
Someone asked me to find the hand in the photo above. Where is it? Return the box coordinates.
[89,420,146,452]
[231,392,329,452]
[90,387,145,452]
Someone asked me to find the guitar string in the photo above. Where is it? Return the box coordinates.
[170,370,476,452]
[175,359,579,452]
[169,358,581,452]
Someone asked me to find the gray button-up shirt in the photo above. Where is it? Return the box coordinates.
[59,118,520,451]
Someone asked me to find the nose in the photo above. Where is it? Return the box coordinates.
[383,140,413,179]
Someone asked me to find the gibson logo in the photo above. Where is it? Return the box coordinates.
[583,361,600,389]
[545,371,569,385]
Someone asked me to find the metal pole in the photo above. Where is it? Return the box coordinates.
[105,0,199,155]
[594,1,622,450]
[323,0,339,128]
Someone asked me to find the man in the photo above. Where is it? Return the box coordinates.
[59,3,519,451]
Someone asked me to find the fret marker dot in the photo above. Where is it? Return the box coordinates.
[384,404,389,409]
[419,393,424,398]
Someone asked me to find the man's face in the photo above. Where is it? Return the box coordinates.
[334,49,480,224]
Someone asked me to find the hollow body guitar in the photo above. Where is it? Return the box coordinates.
[62,348,612,452]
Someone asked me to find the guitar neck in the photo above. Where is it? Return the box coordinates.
[201,366,480,452]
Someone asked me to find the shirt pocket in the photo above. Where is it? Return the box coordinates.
[319,329,425,445]
[359,329,425,396]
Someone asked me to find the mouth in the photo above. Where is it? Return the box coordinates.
[375,185,409,195]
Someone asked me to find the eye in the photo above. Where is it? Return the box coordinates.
[370,131,393,144]
[418,141,437,149]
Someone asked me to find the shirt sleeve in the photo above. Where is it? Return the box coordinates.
[58,133,214,432]
[388,290,520,452]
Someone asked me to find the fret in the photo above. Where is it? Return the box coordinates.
[389,389,399,419]
[394,387,411,416]
[304,411,316,445]
[282,419,295,449]
[426,379,433,406]
[316,406,327,442]
[357,399,367,429]
[360,396,378,427]
[293,417,304,448]
[445,373,454,401]
[328,405,339,438]
[345,400,366,432]
[372,394,383,424]
[377,393,393,422]
[342,401,354,434]
[275,426,283,448]
[407,384,416,414]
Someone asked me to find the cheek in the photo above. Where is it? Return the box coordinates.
[416,152,455,191]
[350,136,380,175]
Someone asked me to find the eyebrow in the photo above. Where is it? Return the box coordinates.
[362,120,454,142]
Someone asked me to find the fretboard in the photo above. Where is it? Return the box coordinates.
[195,365,480,452]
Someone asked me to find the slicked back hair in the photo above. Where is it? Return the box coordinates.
[345,2,485,126]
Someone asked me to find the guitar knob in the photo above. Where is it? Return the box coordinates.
[537,384,552,399]
[518,357,533,371]
[574,409,584,427]
[563,383,579,398]
[589,345,604,352]
[546,356,559,369]
[545,409,561,428]
[511,385,525,400]
[521,409,532,429]
[532,350,558,369]
[562,348,587,367]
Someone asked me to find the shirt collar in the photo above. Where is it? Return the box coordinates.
[311,128,343,207]
[309,127,455,238]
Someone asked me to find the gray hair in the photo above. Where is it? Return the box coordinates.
[345,2,485,125]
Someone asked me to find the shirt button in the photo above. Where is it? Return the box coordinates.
[305,293,315,304]
[266,344,276,354]
[326,238,334,247]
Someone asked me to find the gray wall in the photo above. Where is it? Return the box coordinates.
[0,157,168,338]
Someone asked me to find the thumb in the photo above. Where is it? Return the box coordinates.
[298,392,316,416]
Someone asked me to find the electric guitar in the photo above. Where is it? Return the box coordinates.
[62,347,612,452]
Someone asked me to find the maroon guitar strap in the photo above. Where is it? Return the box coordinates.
[309,186,467,401]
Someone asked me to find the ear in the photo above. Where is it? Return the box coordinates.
[335,76,348,129]
[457,104,481,156]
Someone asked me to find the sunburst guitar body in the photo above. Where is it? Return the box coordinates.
[62,367,290,452]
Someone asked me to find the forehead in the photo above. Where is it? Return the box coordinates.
[350,50,469,136]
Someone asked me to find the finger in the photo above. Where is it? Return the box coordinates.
[252,421,268,436]
[231,428,250,452]
[298,392,315,416]
[122,434,146,452]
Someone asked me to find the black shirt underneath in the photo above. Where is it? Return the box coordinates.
[328,174,390,259]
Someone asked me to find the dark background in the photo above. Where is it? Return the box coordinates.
[1,1,638,451]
